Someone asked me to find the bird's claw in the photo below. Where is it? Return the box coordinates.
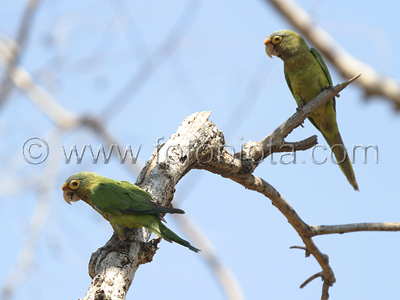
[295,106,305,127]
[324,85,339,97]
[296,105,304,113]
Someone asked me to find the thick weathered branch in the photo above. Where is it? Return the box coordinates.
[82,111,221,300]
[265,0,400,110]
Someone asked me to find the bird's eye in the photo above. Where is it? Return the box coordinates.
[272,36,282,45]
[69,180,80,190]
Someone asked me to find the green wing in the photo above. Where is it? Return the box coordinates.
[90,182,184,216]
[119,180,153,199]
[310,48,332,85]
[310,47,336,111]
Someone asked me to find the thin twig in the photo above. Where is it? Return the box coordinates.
[290,246,307,251]
[300,272,323,289]
[310,222,400,236]
[290,245,310,257]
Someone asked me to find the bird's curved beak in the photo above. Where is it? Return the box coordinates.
[264,37,274,58]
[62,182,80,205]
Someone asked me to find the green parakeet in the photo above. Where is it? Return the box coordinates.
[264,30,359,191]
[62,172,200,252]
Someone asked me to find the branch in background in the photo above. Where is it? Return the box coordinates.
[174,214,245,300]
[0,39,79,128]
[82,117,144,176]
[0,0,41,109]
[266,0,400,110]
[100,0,203,121]
[1,128,63,300]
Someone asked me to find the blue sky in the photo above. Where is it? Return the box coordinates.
[1,0,400,299]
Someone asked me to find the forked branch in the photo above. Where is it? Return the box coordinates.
[82,76,399,300]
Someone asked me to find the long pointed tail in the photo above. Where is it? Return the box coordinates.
[323,131,359,191]
[146,217,200,252]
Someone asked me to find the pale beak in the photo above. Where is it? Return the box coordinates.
[264,37,274,58]
[62,182,80,205]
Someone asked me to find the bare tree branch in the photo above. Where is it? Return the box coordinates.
[0,0,41,109]
[310,222,400,236]
[265,0,400,110]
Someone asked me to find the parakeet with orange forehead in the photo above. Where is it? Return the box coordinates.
[62,172,200,252]
[264,30,358,190]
